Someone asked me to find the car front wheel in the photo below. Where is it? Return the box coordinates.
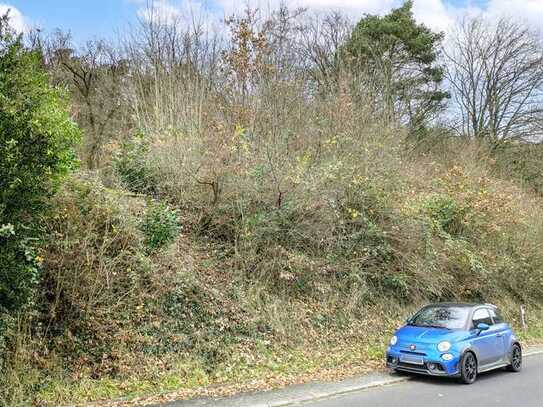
[507,344,522,372]
[459,352,477,384]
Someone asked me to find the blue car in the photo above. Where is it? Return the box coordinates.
[386,303,522,384]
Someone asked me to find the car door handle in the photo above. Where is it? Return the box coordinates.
[496,333,504,337]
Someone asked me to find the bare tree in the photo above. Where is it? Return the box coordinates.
[63,40,128,169]
[30,30,129,169]
[296,11,352,91]
[444,17,543,146]
[123,5,222,134]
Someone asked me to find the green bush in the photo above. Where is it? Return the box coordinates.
[0,16,79,315]
[423,194,468,236]
[140,201,180,252]
[0,225,39,313]
[113,131,155,194]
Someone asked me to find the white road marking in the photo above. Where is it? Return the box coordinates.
[525,350,543,357]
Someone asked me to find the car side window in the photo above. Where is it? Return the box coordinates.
[472,308,493,328]
[488,308,504,324]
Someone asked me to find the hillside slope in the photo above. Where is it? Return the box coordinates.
[3,114,543,405]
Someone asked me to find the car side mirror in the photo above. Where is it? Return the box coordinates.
[476,323,490,333]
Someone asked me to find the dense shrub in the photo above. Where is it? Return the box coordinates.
[113,131,155,194]
[36,178,148,340]
[140,201,180,252]
[423,195,466,236]
[0,225,39,313]
[0,16,79,315]
[3,178,261,402]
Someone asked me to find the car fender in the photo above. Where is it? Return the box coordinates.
[459,343,479,365]
[508,332,521,349]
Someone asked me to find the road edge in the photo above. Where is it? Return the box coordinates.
[271,346,543,407]
[267,375,406,407]
[144,345,543,406]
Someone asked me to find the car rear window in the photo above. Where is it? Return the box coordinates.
[409,306,470,330]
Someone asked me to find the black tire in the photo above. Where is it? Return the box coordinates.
[459,352,478,384]
[507,344,522,372]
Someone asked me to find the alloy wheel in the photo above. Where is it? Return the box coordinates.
[463,353,477,383]
[510,345,522,371]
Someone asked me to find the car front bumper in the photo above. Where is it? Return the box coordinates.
[386,346,461,377]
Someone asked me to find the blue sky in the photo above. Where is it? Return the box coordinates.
[2,0,542,45]
[4,0,141,43]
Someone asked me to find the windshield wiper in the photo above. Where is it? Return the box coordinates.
[420,324,451,330]
[406,322,451,330]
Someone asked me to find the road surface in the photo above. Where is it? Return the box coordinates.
[300,353,543,407]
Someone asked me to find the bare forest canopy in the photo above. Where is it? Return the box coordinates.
[27,1,543,172]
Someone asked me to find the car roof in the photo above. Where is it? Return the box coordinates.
[424,302,496,309]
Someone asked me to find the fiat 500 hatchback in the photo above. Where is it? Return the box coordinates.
[386,303,522,384]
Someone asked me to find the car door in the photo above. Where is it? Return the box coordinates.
[488,307,509,362]
[470,308,501,366]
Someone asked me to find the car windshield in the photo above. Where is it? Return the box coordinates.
[408,306,470,330]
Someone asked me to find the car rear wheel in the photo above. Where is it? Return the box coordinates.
[459,352,477,384]
[507,344,522,372]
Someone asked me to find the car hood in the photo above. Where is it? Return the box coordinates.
[395,325,465,344]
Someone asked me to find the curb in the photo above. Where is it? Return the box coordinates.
[262,376,406,407]
[525,349,543,357]
[162,373,408,407]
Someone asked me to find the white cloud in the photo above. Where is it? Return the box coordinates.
[413,0,543,33]
[215,0,459,32]
[137,0,181,24]
[134,1,543,34]
[216,0,396,17]
[411,0,456,32]
[136,0,220,26]
[486,0,543,32]
[0,3,27,33]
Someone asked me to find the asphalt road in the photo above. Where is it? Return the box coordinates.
[300,353,543,407]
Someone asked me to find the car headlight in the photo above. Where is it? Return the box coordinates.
[437,341,451,352]
[390,335,398,346]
